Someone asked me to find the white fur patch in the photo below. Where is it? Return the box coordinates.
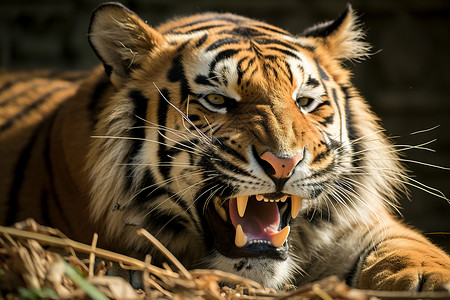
[204,252,297,289]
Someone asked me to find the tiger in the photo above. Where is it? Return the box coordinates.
[1,2,450,292]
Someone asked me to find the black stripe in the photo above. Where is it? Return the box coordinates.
[164,16,238,33]
[306,76,320,88]
[168,55,191,102]
[219,27,265,38]
[195,33,208,48]
[237,57,255,86]
[0,81,48,108]
[42,121,73,231]
[298,43,316,53]
[311,137,341,165]
[343,86,354,139]
[345,243,377,287]
[205,38,240,52]
[125,90,150,189]
[332,88,343,140]
[236,57,246,86]
[283,60,294,85]
[166,18,217,32]
[0,80,14,94]
[184,24,227,34]
[255,38,298,52]
[195,161,238,197]
[132,169,167,206]
[212,153,252,178]
[253,24,290,35]
[157,88,171,180]
[88,74,111,128]
[315,100,331,110]
[167,190,192,213]
[194,75,216,87]
[263,62,278,78]
[6,130,39,225]
[0,86,69,133]
[318,114,334,126]
[177,39,191,52]
[0,71,82,96]
[142,189,198,232]
[314,58,329,81]
[312,149,331,164]
[342,86,362,168]
[219,143,249,164]
[209,49,240,78]
[143,208,191,234]
[185,114,201,123]
[263,55,278,63]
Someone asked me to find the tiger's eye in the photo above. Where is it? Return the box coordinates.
[297,96,314,107]
[206,94,226,106]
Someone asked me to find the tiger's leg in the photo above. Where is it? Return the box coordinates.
[358,222,450,291]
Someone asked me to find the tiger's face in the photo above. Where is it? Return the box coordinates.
[88,4,370,287]
[175,33,350,254]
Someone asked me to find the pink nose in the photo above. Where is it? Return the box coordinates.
[260,151,303,178]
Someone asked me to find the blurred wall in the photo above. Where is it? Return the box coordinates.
[1,0,449,249]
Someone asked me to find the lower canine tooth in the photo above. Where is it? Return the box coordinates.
[271,226,290,248]
[291,195,302,218]
[235,224,247,248]
[237,196,248,218]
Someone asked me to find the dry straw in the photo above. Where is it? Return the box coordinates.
[1,219,449,299]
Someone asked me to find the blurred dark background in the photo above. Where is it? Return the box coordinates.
[1,0,449,250]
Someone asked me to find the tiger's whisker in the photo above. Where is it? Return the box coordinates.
[409,125,440,135]
[143,175,217,220]
[91,135,208,157]
[123,170,213,208]
[155,130,210,156]
[343,169,448,202]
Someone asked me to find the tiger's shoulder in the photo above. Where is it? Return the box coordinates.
[0,68,104,230]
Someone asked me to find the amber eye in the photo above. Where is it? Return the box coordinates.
[206,94,226,106]
[198,93,235,114]
[296,96,319,113]
[297,96,314,108]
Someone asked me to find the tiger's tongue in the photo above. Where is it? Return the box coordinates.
[229,197,280,241]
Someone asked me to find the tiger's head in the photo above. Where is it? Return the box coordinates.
[87,3,403,288]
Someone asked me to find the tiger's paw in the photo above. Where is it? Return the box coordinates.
[359,266,450,291]
[380,269,450,291]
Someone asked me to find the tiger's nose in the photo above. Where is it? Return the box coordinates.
[260,150,304,179]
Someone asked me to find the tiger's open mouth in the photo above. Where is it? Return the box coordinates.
[205,193,302,259]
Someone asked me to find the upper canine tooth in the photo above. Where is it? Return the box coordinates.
[235,224,247,248]
[291,195,302,218]
[237,196,248,218]
[271,226,290,248]
[256,195,264,201]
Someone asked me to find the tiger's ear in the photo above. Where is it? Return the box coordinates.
[303,4,370,61]
[88,3,165,87]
